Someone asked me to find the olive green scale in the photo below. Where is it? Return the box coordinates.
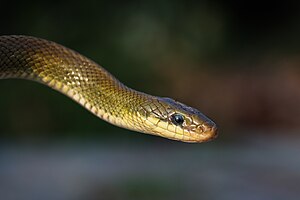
[0,35,153,133]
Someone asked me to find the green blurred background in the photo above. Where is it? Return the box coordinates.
[1,0,300,200]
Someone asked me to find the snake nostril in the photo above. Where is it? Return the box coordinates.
[198,121,218,134]
[197,124,205,133]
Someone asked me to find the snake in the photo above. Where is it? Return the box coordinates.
[0,35,217,143]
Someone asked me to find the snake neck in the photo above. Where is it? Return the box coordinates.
[0,35,153,133]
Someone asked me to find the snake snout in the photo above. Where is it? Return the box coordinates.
[198,121,218,141]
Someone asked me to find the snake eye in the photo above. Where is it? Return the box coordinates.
[170,114,185,126]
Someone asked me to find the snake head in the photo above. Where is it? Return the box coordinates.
[138,97,218,143]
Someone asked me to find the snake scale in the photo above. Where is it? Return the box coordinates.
[0,35,217,143]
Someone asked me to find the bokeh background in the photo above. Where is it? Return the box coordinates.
[1,0,300,200]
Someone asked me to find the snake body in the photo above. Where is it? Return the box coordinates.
[0,35,217,142]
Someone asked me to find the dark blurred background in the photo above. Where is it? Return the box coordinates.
[1,0,300,200]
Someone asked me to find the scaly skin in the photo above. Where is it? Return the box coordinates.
[0,35,217,143]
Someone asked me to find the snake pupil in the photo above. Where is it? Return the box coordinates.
[171,114,185,126]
